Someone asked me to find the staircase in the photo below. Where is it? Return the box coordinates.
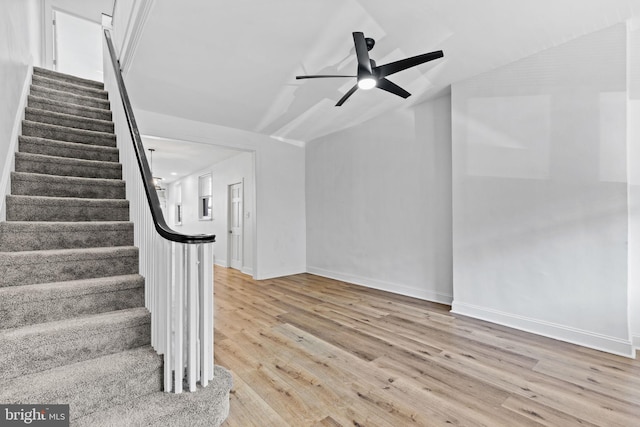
[0,67,231,426]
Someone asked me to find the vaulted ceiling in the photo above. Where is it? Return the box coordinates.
[124,0,640,145]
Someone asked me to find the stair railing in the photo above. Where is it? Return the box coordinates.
[103,28,215,394]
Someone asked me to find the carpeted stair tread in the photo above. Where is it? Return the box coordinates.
[0,221,133,251]
[28,95,112,121]
[22,120,116,147]
[74,366,233,427]
[6,195,129,222]
[11,171,126,199]
[34,66,104,90]
[0,345,162,421]
[0,307,151,380]
[25,107,114,133]
[0,274,144,328]
[32,74,109,100]
[30,85,109,110]
[19,135,119,162]
[0,246,138,287]
[15,152,122,180]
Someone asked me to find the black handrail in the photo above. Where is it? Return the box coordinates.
[103,29,215,244]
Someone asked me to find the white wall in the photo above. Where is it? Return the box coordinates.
[166,152,255,275]
[628,19,640,350]
[110,0,152,75]
[135,109,306,280]
[0,0,42,220]
[306,96,453,304]
[451,24,633,356]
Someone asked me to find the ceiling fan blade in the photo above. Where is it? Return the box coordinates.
[336,84,359,106]
[375,50,444,78]
[296,75,356,79]
[353,32,372,77]
[376,78,411,99]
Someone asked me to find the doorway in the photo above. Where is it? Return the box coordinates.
[228,182,243,270]
[53,10,103,81]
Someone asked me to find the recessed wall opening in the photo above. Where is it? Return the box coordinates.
[141,136,256,277]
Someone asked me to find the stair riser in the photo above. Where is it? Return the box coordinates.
[28,96,112,121]
[73,367,163,420]
[6,198,129,222]
[15,157,122,180]
[11,178,126,199]
[22,121,116,147]
[0,347,163,421]
[73,366,233,427]
[0,249,139,287]
[25,109,114,133]
[0,315,150,380]
[19,137,120,163]
[34,67,104,90]
[31,86,109,110]
[32,75,108,100]
[0,226,133,251]
[0,280,144,328]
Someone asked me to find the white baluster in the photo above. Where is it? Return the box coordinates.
[187,244,198,392]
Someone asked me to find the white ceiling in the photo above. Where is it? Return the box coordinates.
[141,136,243,184]
[125,0,640,146]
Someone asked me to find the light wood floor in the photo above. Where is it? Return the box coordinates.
[214,266,640,426]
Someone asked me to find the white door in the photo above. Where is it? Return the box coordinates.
[228,182,243,270]
[53,10,103,82]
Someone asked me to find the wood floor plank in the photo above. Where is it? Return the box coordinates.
[533,359,640,405]
[221,372,290,427]
[502,395,599,427]
[215,267,640,427]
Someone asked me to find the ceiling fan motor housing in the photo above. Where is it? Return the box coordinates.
[365,37,375,51]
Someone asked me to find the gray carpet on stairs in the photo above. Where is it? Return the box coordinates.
[6,194,130,221]
[28,95,113,121]
[19,135,120,162]
[0,274,145,328]
[15,152,123,180]
[0,67,231,426]
[0,221,133,251]
[25,107,115,133]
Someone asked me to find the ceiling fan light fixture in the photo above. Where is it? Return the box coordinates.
[296,31,444,106]
[357,77,377,90]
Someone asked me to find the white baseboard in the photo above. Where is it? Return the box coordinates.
[451,301,635,358]
[633,335,640,351]
[256,265,306,280]
[214,259,228,268]
[241,266,254,276]
[306,266,453,305]
[0,65,33,221]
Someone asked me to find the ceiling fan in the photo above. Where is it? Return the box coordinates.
[296,32,444,106]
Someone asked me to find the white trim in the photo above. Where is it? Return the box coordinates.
[241,267,254,276]
[269,135,306,148]
[214,259,228,268]
[257,266,307,281]
[307,266,453,305]
[451,301,635,358]
[633,335,640,350]
[118,0,155,76]
[0,66,33,221]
